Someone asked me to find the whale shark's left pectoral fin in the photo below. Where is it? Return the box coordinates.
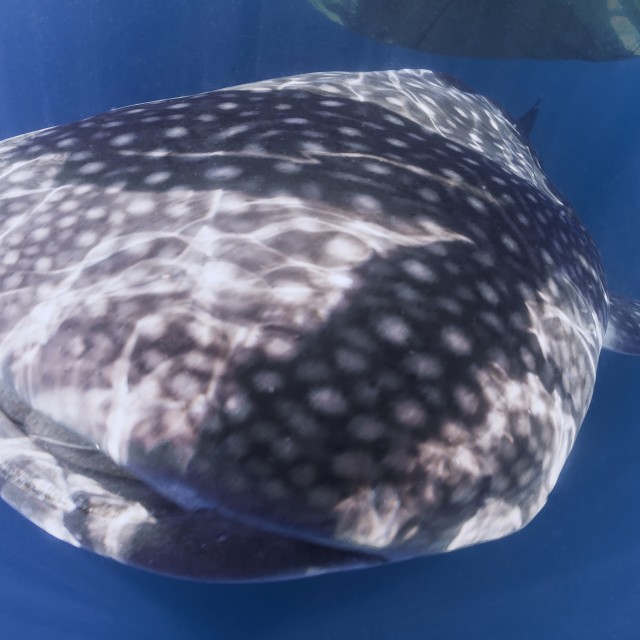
[603,293,640,355]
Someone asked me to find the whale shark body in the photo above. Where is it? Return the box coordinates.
[310,0,640,61]
[0,69,638,581]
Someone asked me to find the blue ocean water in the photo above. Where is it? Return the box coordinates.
[1,1,640,638]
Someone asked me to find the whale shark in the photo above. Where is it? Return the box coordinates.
[0,69,638,581]
[310,0,640,61]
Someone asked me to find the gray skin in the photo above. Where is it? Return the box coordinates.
[310,0,640,61]
[0,69,638,582]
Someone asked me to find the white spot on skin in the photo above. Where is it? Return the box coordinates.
[57,215,77,229]
[78,162,106,175]
[402,259,437,283]
[223,392,252,422]
[419,188,440,203]
[30,227,49,242]
[385,96,405,107]
[206,166,243,180]
[300,142,326,154]
[69,151,93,162]
[216,124,251,140]
[474,251,495,268]
[145,148,170,159]
[56,137,78,149]
[442,326,473,355]
[144,171,171,185]
[335,347,368,372]
[501,234,520,253]
[363,162,390,176]
[77,231,99,248]
[437,297,463,315]
[478,282,499,305]
[86,207,107,220]
[111,134,136,147]
[164,126,189,138]
[467,196,486,212]
[481,312,504,332]
[252,371,283,393]
[376,315,411,345]
[325,236,367,261]
[352,194,382,213]
[392,399,427,428]
[454,386,480,415]
[405,353,443,379]
[170,372,201,400]
[384,113,404,126]
[264,335,297,361]
[34,257,53,272]
[2,250,20,266]
[441,169,463,183]
[127,198,155,215]
[4,273,23,289]
[274,161,301,174]
[309,387,348,416]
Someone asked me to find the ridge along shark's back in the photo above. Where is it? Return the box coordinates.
[0,69,638,581]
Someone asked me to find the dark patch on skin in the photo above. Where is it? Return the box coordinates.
[184,183,581,553]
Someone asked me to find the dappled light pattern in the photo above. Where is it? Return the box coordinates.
[0,69,636,580]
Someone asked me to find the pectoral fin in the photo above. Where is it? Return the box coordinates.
[604,293,640,355]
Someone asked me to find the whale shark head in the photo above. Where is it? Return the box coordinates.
[0,69,636,581]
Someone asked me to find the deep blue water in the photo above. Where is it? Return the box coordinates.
[1,1,640,638]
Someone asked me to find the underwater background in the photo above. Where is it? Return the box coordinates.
[1,0,640,638]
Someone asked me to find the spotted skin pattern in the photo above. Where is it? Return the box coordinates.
[0,70,636,580]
